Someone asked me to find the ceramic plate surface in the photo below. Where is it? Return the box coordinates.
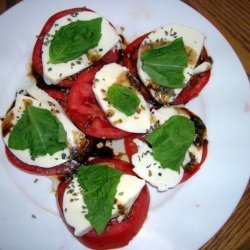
[0,0,249,249]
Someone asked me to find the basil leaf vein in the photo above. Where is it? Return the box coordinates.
[145,115,195,171]
[49,18,102,64]
[8,105,67,157]
[77,165,123,235]
[107,84,140,116]
[141,37,188,88]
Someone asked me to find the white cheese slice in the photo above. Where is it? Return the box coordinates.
[137,24,209,103]
[93,63,151,133]
[131,106,203,191]
[132,139,184,192]
[2,85,85,168]
[42,11,120,85]
[63,174,145,236]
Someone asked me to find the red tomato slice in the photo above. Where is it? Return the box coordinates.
[123,33,149,76]
[57,158,150,250]
[123,35,211,104]
[32,7,119,88]
[5,147,73,176]
[67,66,131,139]
[124,135,208,183]
[44,89,68,110]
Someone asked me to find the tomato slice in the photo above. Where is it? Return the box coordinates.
[5,147,73,176]
[57,158,150,250]
[32,7,119,88]
[67,66,131,139]
[124,35,211,104]
[44,89,68,110]
[123,33,149,76]
[124,134,208,183]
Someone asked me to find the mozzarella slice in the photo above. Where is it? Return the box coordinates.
[2,85,86,168]
[137,24,211,103]
[132,139,184,191]
[63,174,145,236]
[42,11,120,85]
[93,63,151,133]
[131,106,203,191]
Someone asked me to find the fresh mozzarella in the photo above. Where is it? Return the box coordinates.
[131,106,203,191]
[2,85,86,168]
[93,63,151,133]
[63,174,145,236]
[132,139,184,191]
[42,11,120,85]
[137,24,212,103]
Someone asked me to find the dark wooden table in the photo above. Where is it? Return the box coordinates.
[1,1,249,249]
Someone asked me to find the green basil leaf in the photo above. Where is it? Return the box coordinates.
[8,105,67,157]
[49,18,102,64]
[77,165,123,235]
[145,115,195,171]
[107,84,140,116]
[141,37,188,88]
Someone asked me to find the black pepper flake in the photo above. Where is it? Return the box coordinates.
[148,170,152,177]
[34,178,39,183]
[158,173,162,176]
[165,31,168,36]
[76,60,81,65]
[67,18,72,22]
[48,67,52,72]
[99,48,103,52]
[54,23,59,27]
[101,89,106,93]
[31,214,36,219]
[61,153,66,159]
[70,198,74,202]
[64,208,67,213]
[118,192,124,196]
[59,73,62,77]
[31,156,36,161]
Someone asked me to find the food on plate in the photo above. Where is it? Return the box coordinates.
[57,158,150,250]
[0,6,212,249]
[32,7,121,87]
[1,85,88,175]
[123,24,212,104]
[124,106,208,191]
[67,65,131,139]
[92,63,151,133]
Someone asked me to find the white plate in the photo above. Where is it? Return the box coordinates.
[0,0,249,249]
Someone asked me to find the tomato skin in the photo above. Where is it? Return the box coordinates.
[32,7,119,88]
[44,89,68,109]
[124,135,208,183]
[172,70,211,105]
[123,33,149,76]
[124,35,211,104]
[180,139,208,182]
[57,158,150,250]
[5,147,73,176]
[67,66,131,139]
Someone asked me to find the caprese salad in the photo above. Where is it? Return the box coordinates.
[0,6,212,250]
